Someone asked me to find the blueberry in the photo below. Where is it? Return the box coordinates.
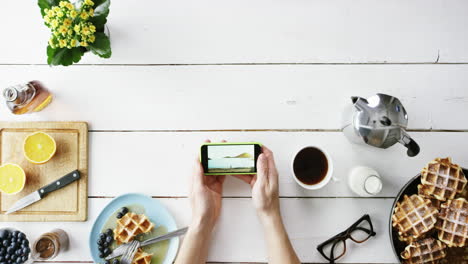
[105,236,113,244]
[0,248,5,255]
[0,230,9,240]
[120,207,129,214]
[0,262,5,264]
[9,244,15,250]
[102,242,109,248]
[6,248,13,255]
[99,253,104,259]
[2,241,8,248]
[105,229,113,237]
[112,259,119,264]
[97,238,104,246]
[21,256,27,263]
[105,260,110,264]
[98,245,104,252]
[15,258,21,264]
[16,234,24,242]
[103,248,111,256]
[10,233,18,239]
[116,212,124,219]
[20,241,27,247]
[4,255,9,260]
[21,248,29,255]
[14,251,20,257]
[99,233,106,239]
[0,257,4,262]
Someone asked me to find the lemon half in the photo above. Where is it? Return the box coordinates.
[0,164,26,194]
[23,131,57,164]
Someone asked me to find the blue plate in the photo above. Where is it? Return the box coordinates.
[89,193,179,264]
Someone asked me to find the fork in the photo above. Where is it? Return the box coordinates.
[120,240,139,264]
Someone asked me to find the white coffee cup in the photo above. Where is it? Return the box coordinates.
[291,146,334,190]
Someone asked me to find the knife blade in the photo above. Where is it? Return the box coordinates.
[105,227,188,260]
[5,170,81,215]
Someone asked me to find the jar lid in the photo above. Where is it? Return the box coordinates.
[3,87,18,102]
[364,175,382,195]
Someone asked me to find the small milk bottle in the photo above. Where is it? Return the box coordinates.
[348,166,383,197]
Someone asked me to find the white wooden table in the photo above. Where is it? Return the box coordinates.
[1,0,468,263]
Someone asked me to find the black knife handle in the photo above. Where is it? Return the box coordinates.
[39,170,81,198]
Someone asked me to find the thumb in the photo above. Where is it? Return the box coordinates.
[256,153,269,184]
[193,158,205,187]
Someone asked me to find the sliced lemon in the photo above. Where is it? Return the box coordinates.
[0,164,26,195]
[23,131,57,164]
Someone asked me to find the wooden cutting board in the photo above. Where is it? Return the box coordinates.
[0,122,88,222]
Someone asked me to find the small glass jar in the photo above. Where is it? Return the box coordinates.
[33,229,69,260]
[3,80,53,115]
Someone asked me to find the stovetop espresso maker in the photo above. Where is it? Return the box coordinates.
[342,93,420,157]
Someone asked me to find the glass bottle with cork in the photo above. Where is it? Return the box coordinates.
[33,229,69,260]
[3,80,53,114]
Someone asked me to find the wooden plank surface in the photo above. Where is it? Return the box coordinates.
[88,131,468,197]
[2,0,468,64]
[0,122,88,221]
[3,197,397,263]
[0,65,467,130]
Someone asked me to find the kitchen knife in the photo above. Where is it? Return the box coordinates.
[5,170,81,215]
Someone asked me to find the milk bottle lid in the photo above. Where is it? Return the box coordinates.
[364,175,382,195]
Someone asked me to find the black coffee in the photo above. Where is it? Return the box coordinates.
[293,147,328,185]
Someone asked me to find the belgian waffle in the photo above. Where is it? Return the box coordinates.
[114,212,155,244]
[392,194,439,241]
[401,238,447,264]
[132,248,153,264]
[418,157,467,201]
[440,246,468,264]
[435,198,468,247]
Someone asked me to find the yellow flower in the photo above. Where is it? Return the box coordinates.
[57,11,64,17]
[74,24,81,33]
[47,9,55,17]
[80,41,88,47]
[68,29,73,35]
[84,0,94,6]
[88,8,94,17]
[89,24,96,33]
[63,18,72,27]
[53,6,60,12]
[48,38,55,46]
[51,19,59,28]
[88,34,95,43]
[70,39,77,47]
[53,31,60,36]
[80,12,89,20]
[44,15,51,24]
[70,10,78,18]
[59,1,67,7]
[59,39,67,48]
[81,26,90,35]
[66,3,74,10]
[58,25,68,35]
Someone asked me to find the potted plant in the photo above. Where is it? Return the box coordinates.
[38,0,111,66]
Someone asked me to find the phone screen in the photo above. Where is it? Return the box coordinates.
[202,144,260,174]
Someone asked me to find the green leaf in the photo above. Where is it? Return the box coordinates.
[89,0,110,32]
[88,32,112,58]
[38,0,60,16]
[47,45,85,66]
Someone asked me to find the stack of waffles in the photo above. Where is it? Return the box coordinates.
[113,212,155,264]
[392,157,468,264]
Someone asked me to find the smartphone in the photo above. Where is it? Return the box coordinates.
[200,142,262,175]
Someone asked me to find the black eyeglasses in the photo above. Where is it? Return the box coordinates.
[317,214,376,263]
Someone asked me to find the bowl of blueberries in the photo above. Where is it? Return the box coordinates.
[0,228,31,264]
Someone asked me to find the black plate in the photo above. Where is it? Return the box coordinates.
[389,168,468,263]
